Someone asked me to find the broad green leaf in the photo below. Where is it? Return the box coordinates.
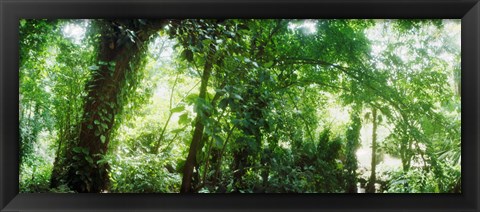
[185,93,199,104]
[101,123,108,130]
[170,105,185,113]
[178,113,189,125]
[82,148,89,155]
[73,147,83,153]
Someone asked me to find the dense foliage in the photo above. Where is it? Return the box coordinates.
[19,19,461,193]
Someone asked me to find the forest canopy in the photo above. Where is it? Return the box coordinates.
[19,19,461,193]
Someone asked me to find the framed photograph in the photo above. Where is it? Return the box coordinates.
[1,0,479,211]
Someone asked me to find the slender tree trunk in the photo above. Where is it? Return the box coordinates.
[152,74,179,154]
[49,131,65,188]
[401,140,412,173]
[50,81,76,188]
[180,45,216,193]
[212,125,235,186]
[232,147,249,192]
[367,108,378,193]
[345,110,361,193]
[260,148,271,192]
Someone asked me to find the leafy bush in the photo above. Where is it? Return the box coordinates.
[20,163,53,193]
[385,163,460,193]
[108,154,181,193]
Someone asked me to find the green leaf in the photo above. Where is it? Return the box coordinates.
[73,147,83,153]
[224,31,236,38]
[185,93,199,104]
[97,158,108,165]
[85,156,94,164]
[215,88,227,95]
[218,98,229,109]
[82,148,89,155]
[264,61,274,68]
[100,135,106,143]
[213,135,223,147]
[206,91,215,101]
[178,113,189,125]
[171,128,185,134]
[101,123,108,130]
[183,49,194,62]
[88,65,100,71]
[202,39,213,48]
[170,105,185,113]
[20,19,26,27]
[231,93,243,100]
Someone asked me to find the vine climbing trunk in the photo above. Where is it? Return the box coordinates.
[51,20,166,192]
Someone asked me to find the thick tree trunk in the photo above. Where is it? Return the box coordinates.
[52,20,165,192]
[71,37,139,192]
[180,46,216,193]
[367,108,378,193]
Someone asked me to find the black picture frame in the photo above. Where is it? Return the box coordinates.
[1,0,479,211]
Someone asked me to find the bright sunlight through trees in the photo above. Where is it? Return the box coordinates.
[19,19,460,193]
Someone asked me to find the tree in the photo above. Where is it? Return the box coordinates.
[366,108,379,193]
[51,19,167,192]
[344,108,362,193]
[19,19,461,194]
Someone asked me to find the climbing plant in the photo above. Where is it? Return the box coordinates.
[19,19,461,193]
